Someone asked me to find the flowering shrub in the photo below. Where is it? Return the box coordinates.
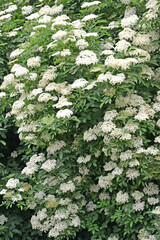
[0,0,160,239]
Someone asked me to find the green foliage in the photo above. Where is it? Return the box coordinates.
[0,0,160,239]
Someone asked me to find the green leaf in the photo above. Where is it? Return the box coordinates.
[0,140,6,146]
[6,173,15,179]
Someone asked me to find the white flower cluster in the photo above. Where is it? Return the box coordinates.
[76,50,98,65]
[0,215,8,225]
[0,73,14,89]
[53,96,72,108]
[38,93,53,102]
[0,13,12,21]
[10,48,24,58]
[6,178,20,189]
[82,14,98,21]
[30,201,79,238]
[116,191,129,204]
[97,72,126,85]
[76,39,89,50]
[11,64,29,77]
[104,161,117,171]
[47,140,66,155]
[0,92,6,98]
[132,191,144,201]
[132,201,145,211]
[22,6,33,15]
[144,0,159,20]
[41,159,56,172]
[21,153,45,175]
[98,174,114,188]
[126,168,140,180]
[5,4,17,13]
[26,12,40,20]
[121,14,139,28]
[105,55,138,70]
[143,182,159,196]
[71,78,88,88]
[152,206,160,215]
[60,181,75,192]
[56,109,73,118]
[119,28,136,40]
[120,150,133,161]
[39,4,63,16]
[52,30,67,40]
[83,128,98,141]
[81,1,101,8]
[27,56,41,68]
[77,155,91,164]
[115,39,131,52]
[108,237,119,240]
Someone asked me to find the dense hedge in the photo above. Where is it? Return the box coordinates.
[0,0,160,239]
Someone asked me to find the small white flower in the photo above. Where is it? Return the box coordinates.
[41,159,56,172]
[154,136,160,143]
[11,64,29,77]
[6,178,19,189]
[60,181,75,192]
[132,201,145,211]
[76,50,98,65]
[53,96,72,108]
[147,197,159,205]
[0,92,6,98]
[152,206,160,215]
[56,109,73,118]
[22,6,33,15]
[30,73,38,81]
[60,49,71,57]
[76,39,89,50]
[10,48,24,58]
[126,169,140,180]
[110,73,126,85]
[0,215,8,225]
[112,167,123,176]
[72,20,84,29]
[115,39,131,53]
[121,0,130,4]
[7,31,18,37]
[116,191,129,204]
[82,14,98,21]
[81,1,101,8]
[38,93,52,102]
[108,236,119,240]
[0,189,7,195]
[71,78,88,88]
[33,25,46,30]
[52,30,67,40]
[121,14,139,28]
[38,15,52,23]
[85,32,98,37]
[26,12,40,20]
[132,191,144,201]
[27,56,41,68]
[11,151,18,158]
[77,155,91,164]
[119,28,136,40]
[12,193,22,202]
[0,14,12,21]
[5,5,17,13]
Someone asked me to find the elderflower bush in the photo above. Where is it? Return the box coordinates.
[0,0,160,239]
